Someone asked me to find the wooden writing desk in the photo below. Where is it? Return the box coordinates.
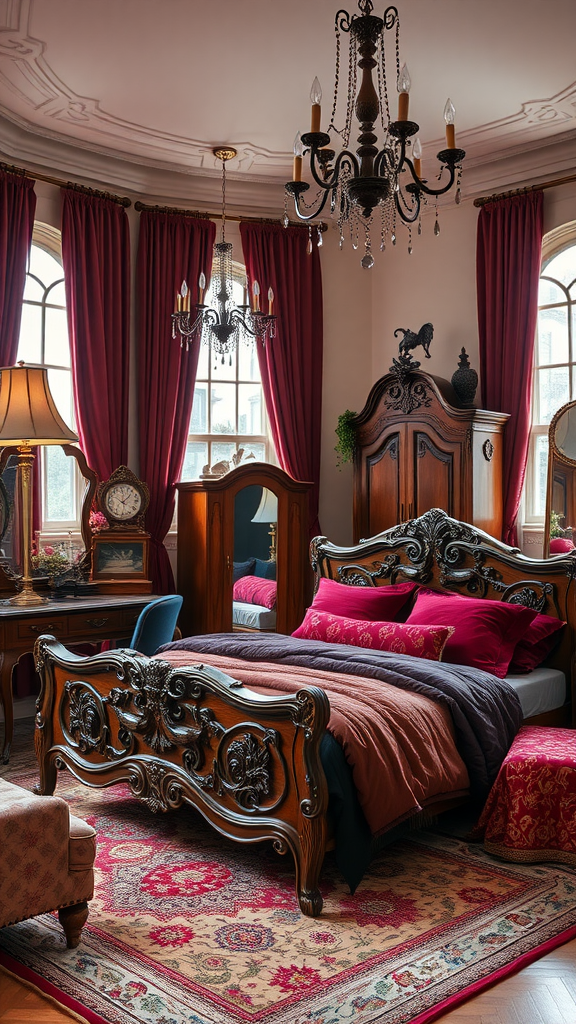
[0,593,160,763]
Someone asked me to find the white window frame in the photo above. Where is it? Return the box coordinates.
[524,222,576,526]
[18,225,82,535]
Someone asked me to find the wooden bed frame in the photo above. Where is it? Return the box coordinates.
[33,509,576,916]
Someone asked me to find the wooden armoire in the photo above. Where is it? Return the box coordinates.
[352,367,508,543]
[176,463,312,637]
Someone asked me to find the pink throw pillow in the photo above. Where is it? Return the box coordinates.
[233,575,277,610]
[549,537,574,554]
[311,577,418,622]
[509,613,565,673]
[406,590,538,678]
[292,609,454,661]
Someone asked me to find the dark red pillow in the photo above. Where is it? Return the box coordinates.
[405,590,538,678]
[509,613,566,673]
[292,609,454,661]
[311,577,418,622]
[233,575,277,610]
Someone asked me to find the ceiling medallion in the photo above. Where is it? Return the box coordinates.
[172,148,276,362]
[285,1,465,267]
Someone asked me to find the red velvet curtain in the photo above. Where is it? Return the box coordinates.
[477,191,544,546]
[137,210,215,593]
[240,222,323,537]
[0,169,36,364]
[61,189,131,480]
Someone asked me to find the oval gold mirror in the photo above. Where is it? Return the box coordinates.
[544,400,576,557]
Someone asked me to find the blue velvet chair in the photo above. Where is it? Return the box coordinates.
[129,595,183,656]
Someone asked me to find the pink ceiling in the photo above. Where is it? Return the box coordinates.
[0,0,574,191]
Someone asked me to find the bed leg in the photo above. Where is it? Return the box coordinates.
[294,820,326,917]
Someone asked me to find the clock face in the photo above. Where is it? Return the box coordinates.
[105,483,142,521]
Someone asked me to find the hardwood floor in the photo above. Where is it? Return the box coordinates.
[2,938,576,1023]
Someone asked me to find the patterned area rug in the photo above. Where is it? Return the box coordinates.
[2,724,576,1024]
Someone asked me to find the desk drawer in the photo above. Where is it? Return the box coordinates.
[17,617,67,641]
[66,610,125,637]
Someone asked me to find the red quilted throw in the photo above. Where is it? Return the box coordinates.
[475,726,576,865]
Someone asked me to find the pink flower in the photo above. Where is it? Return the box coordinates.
[44,545,54,555]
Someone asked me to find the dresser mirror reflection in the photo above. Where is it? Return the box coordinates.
[544,400,576,557]
[233,485,278,632]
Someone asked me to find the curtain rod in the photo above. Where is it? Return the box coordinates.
[473,172,576,208]
[0,161,132,207]
[134,199,327,231]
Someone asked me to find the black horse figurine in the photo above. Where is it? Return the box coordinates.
[394,323,434,360]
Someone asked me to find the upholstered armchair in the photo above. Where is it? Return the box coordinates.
[0,779,96,948]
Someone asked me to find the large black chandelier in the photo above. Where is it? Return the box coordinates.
[284,0,465,268]
[172,147,276,361]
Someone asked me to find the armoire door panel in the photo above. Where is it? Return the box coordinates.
[366,431,402,536]
[411,431,459,518]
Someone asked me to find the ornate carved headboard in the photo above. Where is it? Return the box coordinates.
[311,508,576,718]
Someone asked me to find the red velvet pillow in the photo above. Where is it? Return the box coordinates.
[311,577,418,622]
[549,537,574,554]
[233,575,277,610]
[292,608,454,661]
[509,613,566,673]
[405,590,538,678]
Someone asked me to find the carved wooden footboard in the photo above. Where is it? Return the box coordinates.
[33,637,330,916]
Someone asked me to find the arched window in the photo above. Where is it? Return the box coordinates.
[525,225,576,524]
[181,264,270,479]
[16,226,80,530]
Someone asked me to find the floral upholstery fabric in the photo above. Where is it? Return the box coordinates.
[474,725,576,865]
[0,778,96,929]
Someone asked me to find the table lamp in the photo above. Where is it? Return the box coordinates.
[251,487,278,562]
[0,363,78,606]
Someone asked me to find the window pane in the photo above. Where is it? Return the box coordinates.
[538,277,566,307]
[241,442,266,462]
[29,245,62,286]
[196,340,209,379]
[544,247,576,288]
[181,441,208,481]
[47,368,74,428]
[211,383,235,433]
[211,343,236,381]
[191,383,208,433]
[532,434,549,517]
[238,383,262,434]
[46,279,66,306]
[536,307,569,365]
[537,366,570,425]
[17,303,43,363]
[238,340,260,381]
[211,442,236,464]
[43,446,75,521]
[45,306,70,367]
[23,274,44,302]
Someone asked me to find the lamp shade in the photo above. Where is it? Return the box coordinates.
[251,487,278,524]
[0,364,78,446]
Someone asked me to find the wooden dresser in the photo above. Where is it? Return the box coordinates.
[352,368,508,543]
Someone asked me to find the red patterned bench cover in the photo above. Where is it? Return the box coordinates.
[474,725,576,865]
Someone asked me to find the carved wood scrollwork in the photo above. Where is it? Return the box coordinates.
[483,439,494,461]
[383,369,432,415]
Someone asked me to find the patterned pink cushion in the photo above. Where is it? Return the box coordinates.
[310,577,418,621]
[292,608,454,661]
[233,574,277,610]
[406,590,538,678]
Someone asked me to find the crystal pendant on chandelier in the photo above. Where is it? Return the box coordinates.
[171,147,277,352]
[284,1,466,267]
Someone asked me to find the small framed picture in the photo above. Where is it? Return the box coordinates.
[91,532,150,582]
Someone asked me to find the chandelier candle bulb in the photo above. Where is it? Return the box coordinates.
[253,280,261,312]
[293,132,304,181]
[397,63,411,121]
[444,98,456,148]
[310,77,322,132]
[198,272,206,305]
[413,136,422,178]
[268,287,274,316]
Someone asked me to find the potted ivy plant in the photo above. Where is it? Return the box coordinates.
[335,410,357,468]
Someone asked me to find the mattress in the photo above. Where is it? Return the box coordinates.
[232,601,277,631]
[505,666,566,719]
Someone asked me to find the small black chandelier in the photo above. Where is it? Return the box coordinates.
[284,0,465,267]
[172,147,276,360]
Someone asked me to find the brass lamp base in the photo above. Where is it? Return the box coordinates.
[8,581,48,607]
